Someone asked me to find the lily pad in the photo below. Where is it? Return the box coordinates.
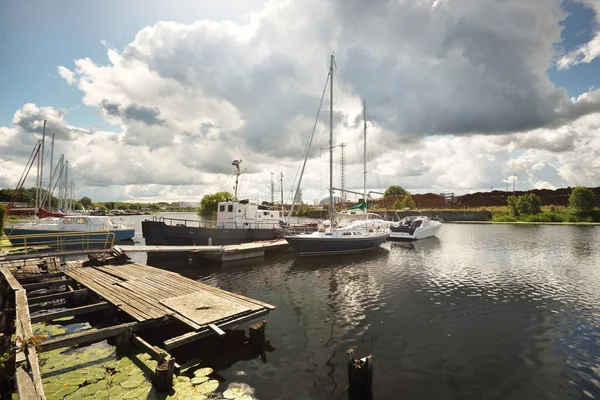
[95,389,109,399]
[174,376,191,384]
[76,382,107,396]
[195,379,219,394]
[122,387,150,399]
[190,376,209,385]
[53,385,79,397]
[193,368,213,377]
[64,376,87,386]
[185,396,209,400]
[120,377,146,388]
[108,385,124,396]
[223,388,248,399]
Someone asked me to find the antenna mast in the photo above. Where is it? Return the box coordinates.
[232,159,242,201]
[270,171,275,203]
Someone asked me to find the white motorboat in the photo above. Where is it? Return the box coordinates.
[389,215,442,240]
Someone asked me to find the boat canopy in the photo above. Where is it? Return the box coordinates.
[347,201,367,211]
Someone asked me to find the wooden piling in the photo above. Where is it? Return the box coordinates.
[347,349,373,394]
[154,352,175,392]
[248,320,267,345]
[115,327,133,357]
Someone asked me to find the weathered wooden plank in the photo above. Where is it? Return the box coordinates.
[163,308,270,350]
[22,278,74,291]
[31,302,110,323]
[131,333,181,373]
[28,289,88,305]
[153,273,266,311]
[16,290,46,399]
[208,323,226,336]
[39,322,138,352]
[65,268,153,321]
[16,367,39,400]
[89,273,166,319]
[18,272,65,284]
[0,267,24,291]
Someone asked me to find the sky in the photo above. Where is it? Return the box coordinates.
[1,0,600,204]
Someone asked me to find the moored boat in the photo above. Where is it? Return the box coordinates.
[389,215,442,240]
[5,215,135,245]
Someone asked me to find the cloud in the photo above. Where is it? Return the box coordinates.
[557,1,600,70]
[57,66,77,85]
[11,103,89,141]
[3,0,600,202]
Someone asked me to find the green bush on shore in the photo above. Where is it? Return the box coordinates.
[0,206,5,235]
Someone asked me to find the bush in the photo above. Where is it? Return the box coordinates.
[507,193,541,216]
[569,186,596,214]
[492,215,517,222]
[401,194,416,209]
[507,195,519,216]
[0,206,5,235]
[392,199,403,209]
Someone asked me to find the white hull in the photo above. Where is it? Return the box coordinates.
[389,216,442,240]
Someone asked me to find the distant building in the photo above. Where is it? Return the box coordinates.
[179,201,199,208]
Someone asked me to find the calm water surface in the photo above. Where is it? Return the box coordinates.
[131,218,600,399]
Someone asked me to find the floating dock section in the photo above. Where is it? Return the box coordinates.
[0,254,275,398]
[115,238,290,262]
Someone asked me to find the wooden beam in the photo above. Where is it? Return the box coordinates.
[16,290,46,399]
[208,323,226,336]
[18,272,65,284]
[28,288,88,305]
[0,268,24,291]
[163,309,270,350]
[15,367,39,400]
[132,333,181,373]
[39,322,138,352]
[30,302,110,323]
[22,278,74,291]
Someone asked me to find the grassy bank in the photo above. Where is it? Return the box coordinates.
[489,206,600,223]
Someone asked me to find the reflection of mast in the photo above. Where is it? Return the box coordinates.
[232,159,242,201]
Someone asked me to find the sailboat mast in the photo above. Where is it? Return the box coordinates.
[329,54,334,219]
[363,100,367,219]
[40,120,46,212]
[48,132,54,209]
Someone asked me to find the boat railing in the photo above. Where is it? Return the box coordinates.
[2,231,116,254]
[150,216,283,230]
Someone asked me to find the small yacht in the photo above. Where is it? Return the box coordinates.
[5,215,135,245]
[389,215,442,240]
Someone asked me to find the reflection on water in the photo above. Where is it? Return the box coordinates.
[143,224,600,400]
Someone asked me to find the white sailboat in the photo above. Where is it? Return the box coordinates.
[284,55,389,256]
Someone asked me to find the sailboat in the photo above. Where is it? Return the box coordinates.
[284,55,390,256]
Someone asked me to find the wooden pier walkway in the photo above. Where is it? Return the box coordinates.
[115,239,290,262]
[0,254,275,398]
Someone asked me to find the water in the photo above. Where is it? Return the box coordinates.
[124,217,600,399]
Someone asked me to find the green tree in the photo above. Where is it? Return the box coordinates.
[507,195,519,216]
[400,194,417,209]
[569,186,597,214]
[517,193,541,215]
[384,185,408,197]
[80,196,93,208]
[199,191,232,217]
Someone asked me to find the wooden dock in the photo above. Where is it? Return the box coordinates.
[0,254,275,397]
[115,238,290,262]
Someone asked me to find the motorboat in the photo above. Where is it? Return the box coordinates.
[5,215,135,245]
[389,215,442,240]
[284,55,389,255]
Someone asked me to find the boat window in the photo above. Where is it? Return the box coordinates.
[76,218,88,224]
[263,211,269,216]
[325,233,332,236]
[63,218,74,224]
[343,232,351,236]
[228,205,234,212]
[219,205,225,212]
[238,209,242,213]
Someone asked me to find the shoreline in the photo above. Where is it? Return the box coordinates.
[445,221,600,226]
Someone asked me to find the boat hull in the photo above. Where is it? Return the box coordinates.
[389,224,441,240]
[142,220,283,246]
[5,228,135,247]
[284,233,389,256]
